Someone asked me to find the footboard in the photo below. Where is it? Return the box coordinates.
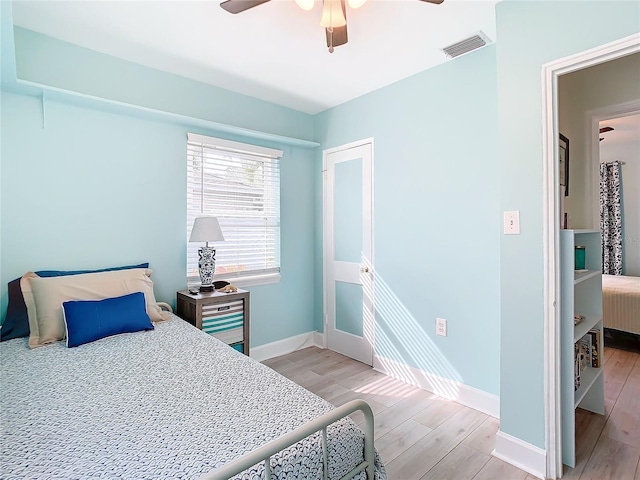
[199,399,375,480]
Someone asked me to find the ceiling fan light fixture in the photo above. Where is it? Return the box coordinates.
[321,0,347,29]
[347,0,366,9]
[295,0,315,11]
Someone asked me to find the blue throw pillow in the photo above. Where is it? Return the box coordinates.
[63,292,154,348]
[0,263,149,342]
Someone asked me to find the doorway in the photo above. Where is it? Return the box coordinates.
[542,35,640,478]
[323,139,374,366]
[587,103,640,230]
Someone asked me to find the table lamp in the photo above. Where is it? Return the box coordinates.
[189,216,225,292]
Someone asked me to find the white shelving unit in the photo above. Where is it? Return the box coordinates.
[560,229,605,469]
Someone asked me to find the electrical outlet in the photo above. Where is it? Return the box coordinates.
[436,318,447,337]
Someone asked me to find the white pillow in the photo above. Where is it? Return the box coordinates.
[21,268,166,348]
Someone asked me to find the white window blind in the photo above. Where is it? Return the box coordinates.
[186,133,282,285]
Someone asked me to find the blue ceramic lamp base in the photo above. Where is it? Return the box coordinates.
[198,246,216,292]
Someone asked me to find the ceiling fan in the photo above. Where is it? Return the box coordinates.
[599,126,614,141]
[220,0,445,53]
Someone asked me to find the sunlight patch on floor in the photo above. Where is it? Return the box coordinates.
[353,376,418,398]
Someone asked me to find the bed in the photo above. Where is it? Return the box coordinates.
[1,314,386,479]
[602,274,640,336]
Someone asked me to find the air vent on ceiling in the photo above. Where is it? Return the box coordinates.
[441,31,491,59]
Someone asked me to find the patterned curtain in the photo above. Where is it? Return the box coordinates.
[600,161,623,275]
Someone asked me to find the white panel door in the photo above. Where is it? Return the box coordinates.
[324,141,373,365]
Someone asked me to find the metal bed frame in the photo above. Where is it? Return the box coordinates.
[200,399,375,480]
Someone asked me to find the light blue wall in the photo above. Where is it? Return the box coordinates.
[1,93,186,303]
[496,0,640,448]
[0,29,317,347]
[12,27,314,142]
[314,46,501,395]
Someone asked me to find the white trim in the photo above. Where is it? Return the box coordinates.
[312,331,325,349]
[13,78,319,148]
[186,132,283,158]
[586,100,640,229]
[493,431,547,480]
[541,33,640,479]
[229,273,281,288]
[541,53,562,480]
[250,331,323,362]
[323,137,375,156]
[373,354,500,419]
[322,152,328,347]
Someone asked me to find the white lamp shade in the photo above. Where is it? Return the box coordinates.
[295,0,315,10]
[347,0,366,8]
[189,217,225,242]
[320,0,346,28]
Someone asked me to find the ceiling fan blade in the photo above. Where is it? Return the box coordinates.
[599,126,614,134]
[326,25,348,48]
[220,0,270,14]
[419,0,445,4]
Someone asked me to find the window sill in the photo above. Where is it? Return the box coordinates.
[222,273,281,288]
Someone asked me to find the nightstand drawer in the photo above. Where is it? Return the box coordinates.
[202,300,244,320]
[202,300,244,343]
[206,327,243,345]
[176,289,250,356]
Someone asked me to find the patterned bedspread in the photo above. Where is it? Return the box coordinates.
[602,274,640,335]
[1,316,386,479]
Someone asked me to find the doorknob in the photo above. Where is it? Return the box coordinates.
[360,267,369,273]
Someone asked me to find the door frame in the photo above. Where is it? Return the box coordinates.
[541,33,640,479]
[322,138,375,358]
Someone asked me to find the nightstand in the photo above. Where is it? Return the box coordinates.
[176,289,250,356]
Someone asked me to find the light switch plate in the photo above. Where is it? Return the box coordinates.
[504,211,520,235]
[436,318,447,337]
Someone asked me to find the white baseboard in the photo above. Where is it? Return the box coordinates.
[493,430,546,480]
[250,331,324,362]
[313,331,326,349]
[373,354,500,419]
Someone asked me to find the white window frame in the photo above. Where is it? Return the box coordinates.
[186,133,283,287]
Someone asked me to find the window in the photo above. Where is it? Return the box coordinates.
[187,133,282,286]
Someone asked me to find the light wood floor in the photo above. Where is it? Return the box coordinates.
[263,345,640,480]
[263,347,534,480]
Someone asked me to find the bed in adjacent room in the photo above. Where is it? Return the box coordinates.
[1,267,385,480]
[602,274,640,336]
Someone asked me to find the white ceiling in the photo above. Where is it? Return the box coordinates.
[11,0,499,114]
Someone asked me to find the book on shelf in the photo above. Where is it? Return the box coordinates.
[577,336,591,370]
[573,326,602,391]
[574,343,581,391]
[589,328,601,368]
